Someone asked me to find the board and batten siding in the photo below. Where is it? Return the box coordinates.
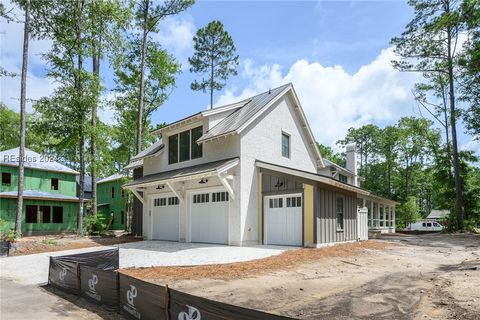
[316,186,358,244]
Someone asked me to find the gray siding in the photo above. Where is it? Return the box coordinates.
[316,185,358,244]
[261,170,307,194]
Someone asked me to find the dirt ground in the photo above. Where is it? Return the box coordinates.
[122,233,480,320]
[9,233,141,256]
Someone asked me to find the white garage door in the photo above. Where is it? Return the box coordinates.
[151,194,179,241]
[264,194,302,246]
[190,189,229,244]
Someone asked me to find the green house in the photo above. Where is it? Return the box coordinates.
[97,173,129,230]
[0,148,79,235]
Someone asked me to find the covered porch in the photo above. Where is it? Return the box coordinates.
[359,195,398,233]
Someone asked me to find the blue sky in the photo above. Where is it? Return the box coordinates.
[1,0,478,156]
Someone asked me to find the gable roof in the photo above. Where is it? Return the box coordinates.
[0,147,78,174]
[427,209,449,219]
[98,173,127,184]
[323,159,356,176]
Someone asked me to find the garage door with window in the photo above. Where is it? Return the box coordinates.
[190,190,229,244]
[264,194,302,246]
[151,195,179,241]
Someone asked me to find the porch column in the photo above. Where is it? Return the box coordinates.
[370,200,375,228]
[383,204,387,228]
[376,202,380,227]
[392,206,396,231]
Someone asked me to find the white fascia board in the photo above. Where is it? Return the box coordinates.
[287,86,325,169]
[256,161,370,196]
[151,114,203,136]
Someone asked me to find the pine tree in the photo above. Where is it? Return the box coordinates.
[189,20,239,109]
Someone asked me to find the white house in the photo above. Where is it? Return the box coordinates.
[124,84,397,247]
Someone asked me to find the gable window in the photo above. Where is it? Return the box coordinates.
[52,206,63,223]
[40,206,51,223]
[191,126,203,159]
[281,132,290,158]
[168,126,203,164]
[338,174,348,184]
[2,172,11,185]
[179,130,191,162]
[26,205,37,223]
[336,196,344,230]
[51,178,59,190]
[111,187,115,198]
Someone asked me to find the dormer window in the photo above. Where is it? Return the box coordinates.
[338,174,348,184]
[169,126,203,164]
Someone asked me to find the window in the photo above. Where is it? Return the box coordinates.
[111,187,115,199]
[281,132,290,158]
[427,222,432,227]
[2,172,11,185]
[212,192,229,202]
[52,206,63,223]
[336,197,344,230]
[193,193,209,203]
[269,198,283,208]
[422,222,426,227]
[286,196,302,207]
[154,198,167,206]
[26,205,37,223]
[191,126,203,159]
[40,206,51,223]
[168,126,203,164]
[121,211,125,225]
[338,174,348,183]
[168,197,179,205]
[179,130,191,162]
[51,178,59,190]
[168,134,179,164]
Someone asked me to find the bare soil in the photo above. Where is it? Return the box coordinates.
[122,233,480,320]
[9,233,142,256]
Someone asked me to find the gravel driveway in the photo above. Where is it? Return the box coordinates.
[0,241,288,285]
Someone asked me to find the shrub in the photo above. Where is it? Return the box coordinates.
[84,214,106,236]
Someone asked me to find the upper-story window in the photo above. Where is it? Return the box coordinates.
[281,132,290,158]
[51,178,59,190]
[169,126,203,164]
[2,172,11,185]
[338,174,348,184]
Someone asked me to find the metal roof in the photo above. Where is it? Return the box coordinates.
[98,173,127,184]
[131,139,164,161]
[0,147,78,174]
[197,83,291,142]
[323,159,356,176]
[124,157,239,188]
[0,190,80,202]
[427,209,449,219]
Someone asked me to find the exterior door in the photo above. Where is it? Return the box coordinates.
[264,194,303,246]
[190,189,229,244]
[151,194,179,241]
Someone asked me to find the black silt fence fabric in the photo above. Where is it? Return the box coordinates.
[80,265,119,310]
[48,258,79,293]
[52,248,119,270]
[119,272,167,320]
[168,288,294,320]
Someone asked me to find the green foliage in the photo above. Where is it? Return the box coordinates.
[398,196,422,227]
[0,219,16,242]
[189,20,239,107]
[316,143,345,166]
[84,214,106,236]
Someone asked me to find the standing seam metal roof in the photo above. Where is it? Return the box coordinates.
[198,83,291,142]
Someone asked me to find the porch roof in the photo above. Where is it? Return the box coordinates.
[123,157,239,189]
[0,190,80,202]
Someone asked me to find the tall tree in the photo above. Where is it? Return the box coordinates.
[134,0,193,154]
[189,20,239,109]
[391,0,466,229]
[15,0,30,238]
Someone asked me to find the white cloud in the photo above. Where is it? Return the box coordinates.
[461,138,480,158]
[217,48,420,150]
[153,14,195,69]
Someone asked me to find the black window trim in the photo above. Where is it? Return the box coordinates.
[168,125,203,165]
[336,195,345,231]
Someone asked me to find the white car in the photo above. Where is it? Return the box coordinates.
[405,220,444,231]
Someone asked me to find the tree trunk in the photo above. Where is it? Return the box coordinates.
[210,55,214,109]
[15,0,30,238]
[136,0,149,154]
[76,0,85,235]
[91,32,100,216]
[447,26,464,230]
